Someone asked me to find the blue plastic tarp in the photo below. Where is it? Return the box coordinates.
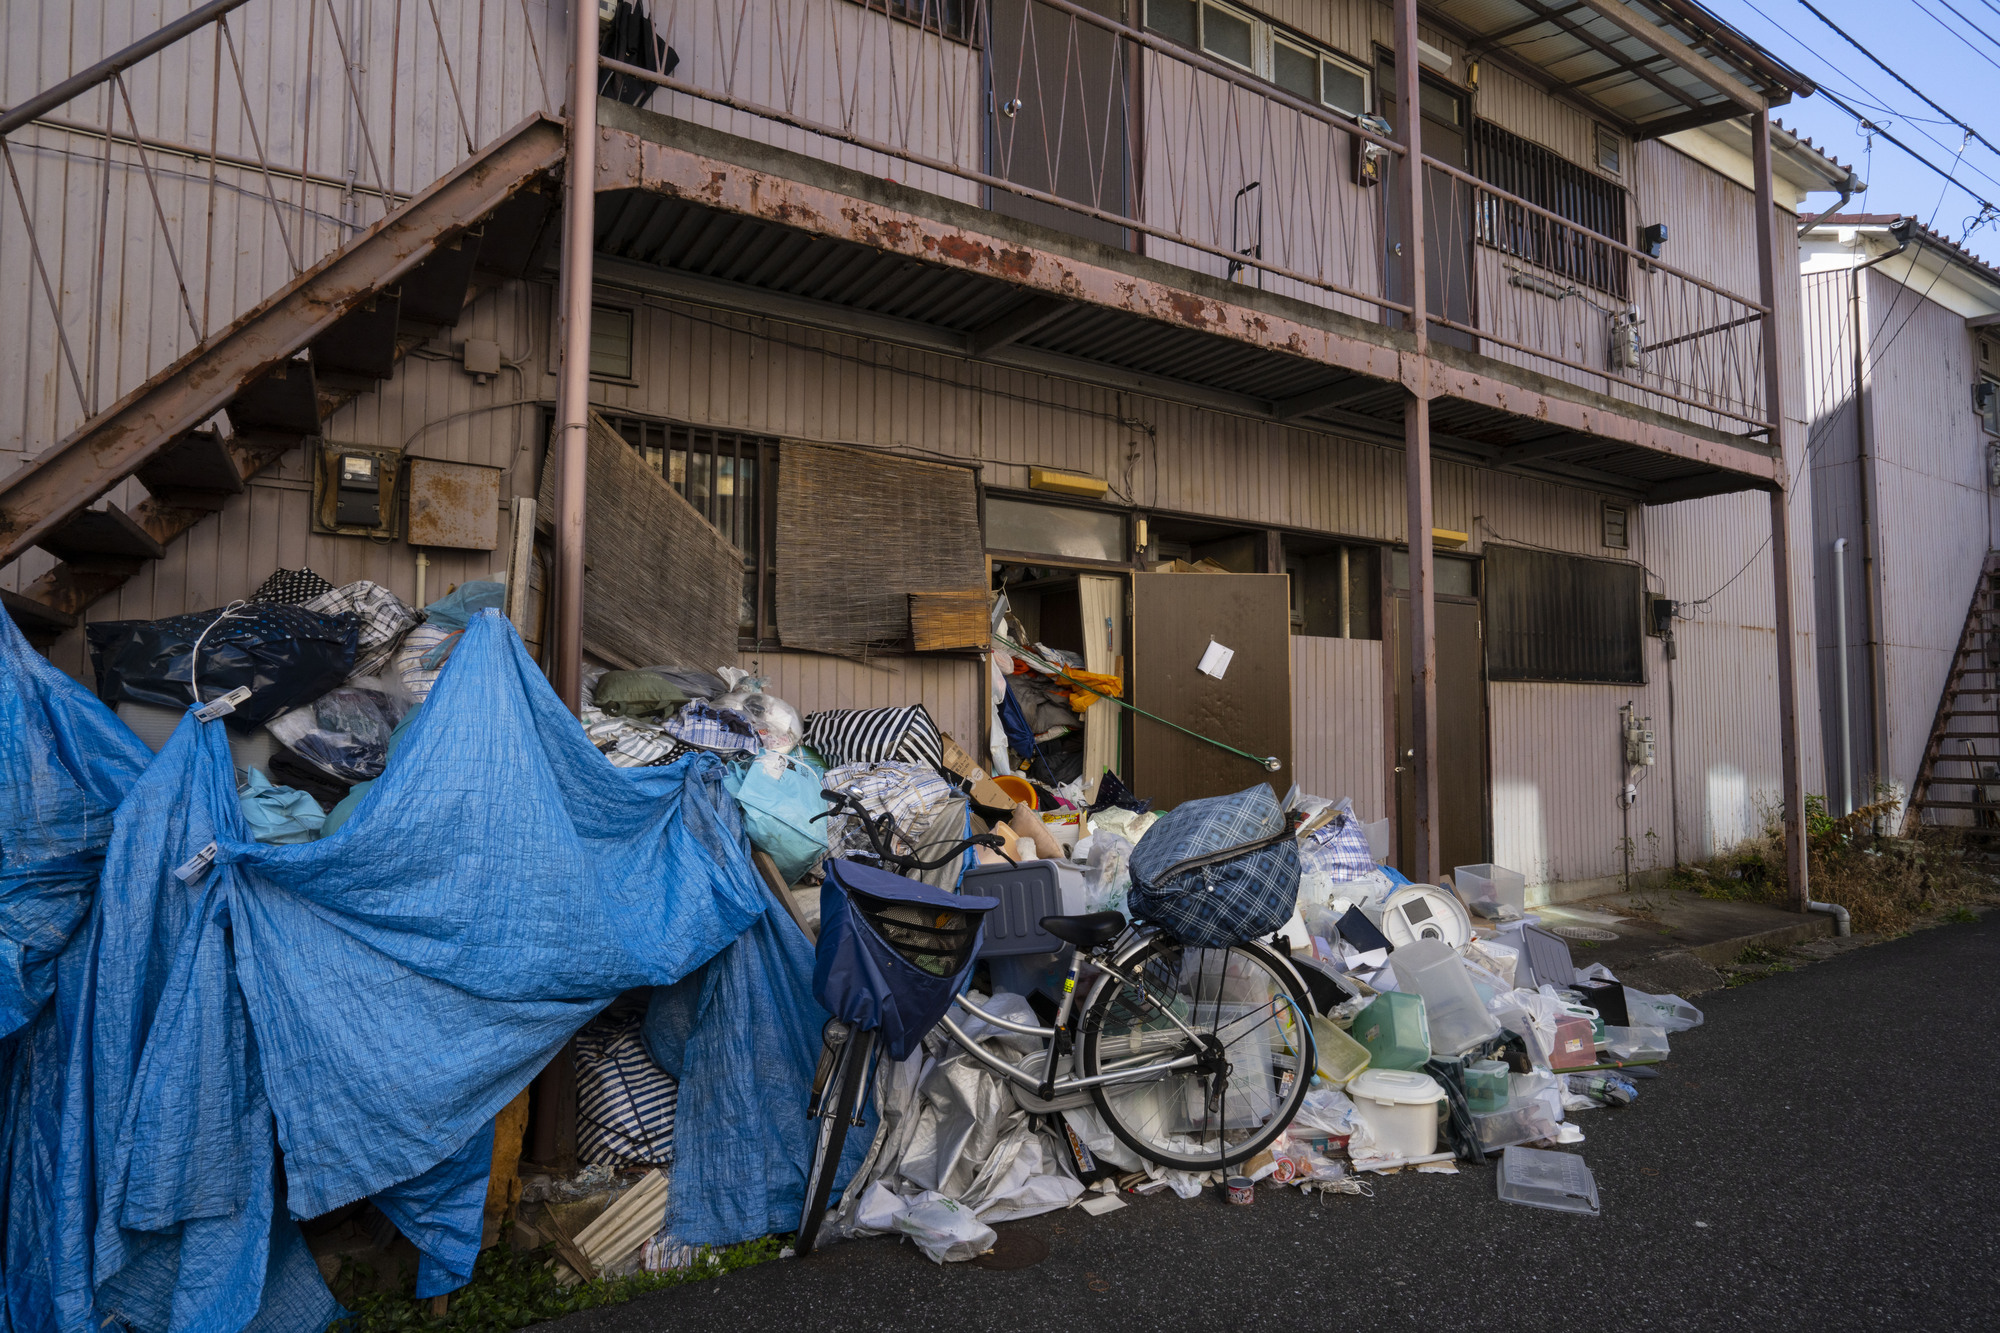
[0,612,151,1333]
[24,610,774,1333]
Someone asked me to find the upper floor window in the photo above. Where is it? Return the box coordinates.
[1472,119,1630,300]
[1145,0,1371,117]
[845,0,974,44]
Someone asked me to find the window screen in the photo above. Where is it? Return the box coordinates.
[1485,545,1643,684]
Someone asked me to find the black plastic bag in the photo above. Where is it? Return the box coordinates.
[87,603,357,728]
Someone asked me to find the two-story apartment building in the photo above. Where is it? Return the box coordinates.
[1,0,1854,905]
[1801,213,2000,833]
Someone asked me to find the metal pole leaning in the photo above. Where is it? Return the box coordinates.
[1751,107,1809,913]
[552,0,598,715]
[1394,0,1439,882]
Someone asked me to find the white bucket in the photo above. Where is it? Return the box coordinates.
[1346,1068,1446,1159]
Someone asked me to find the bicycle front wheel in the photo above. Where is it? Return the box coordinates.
[794,1026,875,1257]
[1079,936,1314,1171]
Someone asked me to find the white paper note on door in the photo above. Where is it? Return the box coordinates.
[1197,639,1235,679]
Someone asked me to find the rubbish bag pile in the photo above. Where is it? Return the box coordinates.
[2,563,1712,1330]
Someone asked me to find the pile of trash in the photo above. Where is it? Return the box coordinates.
[1,564,1708,1333]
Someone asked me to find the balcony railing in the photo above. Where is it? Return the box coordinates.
[1423,156,1771,435]
[602,0,1407,322]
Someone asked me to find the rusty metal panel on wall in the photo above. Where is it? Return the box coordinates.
[408,458,504,550]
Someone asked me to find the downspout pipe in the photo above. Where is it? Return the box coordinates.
[1833,537,1854,816]
[1796,169,1862,238]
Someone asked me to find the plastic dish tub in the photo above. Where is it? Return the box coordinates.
[1350,990,1432,1072]
[1454,863,1526,919]
[1496,1145,1599,1216]
[1346,1068,1446,1160]
[1309,1014,1371,1085]
[1392,939,1501,1057]
[1473,1101,1559,1154]
[1464,1059,1510,1114]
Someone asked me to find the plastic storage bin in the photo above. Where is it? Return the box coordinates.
[1473,1100,1558,1153]
[1350,990,1432,1072]
[1464,1059,1511,1114]
[1453,863,1527,919]
[1603,1024,1670,1062]
[1310,1014,1371,1084]
[1392,939,1502,1056]
[1496,1144,1599,1216]
[963,859,1085,956]
[1549,1014,1596,1069]
[1346,1069,1446,1159]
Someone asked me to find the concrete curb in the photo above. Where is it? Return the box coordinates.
[1683,914,1835,968]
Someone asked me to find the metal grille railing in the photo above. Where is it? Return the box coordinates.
[1424,156,1771,434]
[0,0,559,461]
[598,0,1408,319]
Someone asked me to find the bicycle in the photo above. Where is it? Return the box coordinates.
[794,788,1316,1256]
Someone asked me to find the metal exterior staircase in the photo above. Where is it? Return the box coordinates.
[1904,551,2000,838]
[0,114,566,644]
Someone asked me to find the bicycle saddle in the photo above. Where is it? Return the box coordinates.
[1038,911,1126,949]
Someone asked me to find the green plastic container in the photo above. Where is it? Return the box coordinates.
[1465,1058,1511,1113]
[1351,991,1432,1072]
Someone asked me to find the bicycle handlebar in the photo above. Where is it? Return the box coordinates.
[815,787,1015,874]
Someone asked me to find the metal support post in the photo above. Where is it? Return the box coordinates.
[1395,0,1438,880]
[1751,108,1808,912]
[552,0,598,714]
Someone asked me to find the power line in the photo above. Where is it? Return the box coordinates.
[1933,0,2000,52]
[1796,0,2000,164]
[1810,85,1999,214]
[1908,0,2000,70]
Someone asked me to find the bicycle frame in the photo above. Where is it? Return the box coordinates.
[933,928,1222,1098]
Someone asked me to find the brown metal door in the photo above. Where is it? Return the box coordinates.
[986,0,1131,249]
[1129,572,1293,809]
[1392,594,1488,877]
[1377,62,1475,350]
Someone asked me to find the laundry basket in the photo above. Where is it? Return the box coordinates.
[812,858,999,1060]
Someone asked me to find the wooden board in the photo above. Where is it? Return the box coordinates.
[538,412,742,672]
[1129,572,1293,810]
[909,589,989,650]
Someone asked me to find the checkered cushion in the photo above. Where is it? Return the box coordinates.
[304,580,420,680]
[1127,784,1300,948]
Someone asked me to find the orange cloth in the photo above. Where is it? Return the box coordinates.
[1058,668,1123,712]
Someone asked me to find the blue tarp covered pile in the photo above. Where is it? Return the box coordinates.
[1,608,869,1333]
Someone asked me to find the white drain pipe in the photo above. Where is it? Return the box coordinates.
[1806,537,1855,937]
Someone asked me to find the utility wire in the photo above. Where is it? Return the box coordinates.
[1796,0,2000,163]
[1932,0,2000,53]
[1908,0,2000,69]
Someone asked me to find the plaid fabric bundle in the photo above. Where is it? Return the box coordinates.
[574,1011,677,1167]
[1127,784,1300,948]
[1304,810,1377,880]
[304,580,420,680]
[803,705,944,772]
[393,624,455,700]
[581,710,681,767]
[664,700,759,754]
[822,761,958,861]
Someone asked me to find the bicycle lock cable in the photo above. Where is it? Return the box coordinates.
[992,632,1282,772]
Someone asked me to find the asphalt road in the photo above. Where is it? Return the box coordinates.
[550,914,2000,1332]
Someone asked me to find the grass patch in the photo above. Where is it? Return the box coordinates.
[1736,943,1779,966]
[1945,906,1981,925]
[1672,794,1994,935]
[328,1231,783,1333]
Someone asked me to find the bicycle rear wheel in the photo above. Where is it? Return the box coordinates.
[794,1025,875,1257]
[1078,936,1314,1171]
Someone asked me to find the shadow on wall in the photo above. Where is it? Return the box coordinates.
[1704,761,1753,860]
[1490,778,1550,889]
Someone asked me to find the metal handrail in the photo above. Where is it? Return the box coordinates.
[1422,153,1768,312]
[0,0,258,138]
[601,54,1413,317]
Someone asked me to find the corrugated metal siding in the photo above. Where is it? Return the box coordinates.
[1862,265,1993,805]
[739,649,985,752]
[1290,634,1386,818]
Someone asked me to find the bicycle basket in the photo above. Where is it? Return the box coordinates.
[1127,784,1301,948]
[813,859,999,1061]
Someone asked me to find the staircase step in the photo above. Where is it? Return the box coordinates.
[229,354,322,436]
[314,290,402,380]
[474,184,558,277]
[36,506,164,573]
[1913,798,2000,810]
[2,588,75,642]
[135,429,245,506]
[399,227,485,327]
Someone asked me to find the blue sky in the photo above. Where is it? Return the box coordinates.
[1704,0,2000,262]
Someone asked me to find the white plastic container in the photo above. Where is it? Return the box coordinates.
[1454,863,1527,919]
[1345,1068,1446,1160]
[1392,938,1501,1056]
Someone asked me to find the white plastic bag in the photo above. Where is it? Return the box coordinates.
[1624,988,1703,1032]
[893,1193,996,1263]
[1082,833,1134,915]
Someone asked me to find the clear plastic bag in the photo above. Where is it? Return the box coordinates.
[266,676,416,782]
[1081,832,1134,916]
[709,668,804,753]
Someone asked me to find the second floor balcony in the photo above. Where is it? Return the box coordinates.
[587,0,1838,503]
